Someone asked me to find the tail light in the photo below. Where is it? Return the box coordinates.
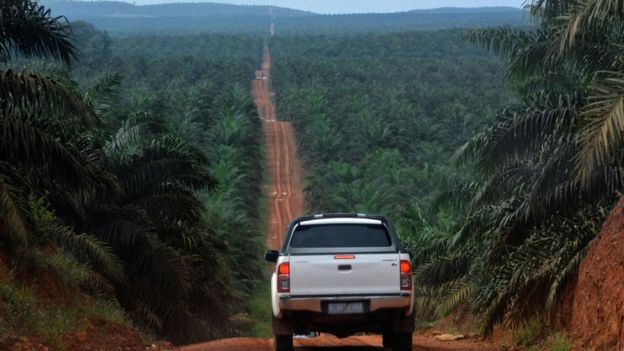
[400,259,412,291]
[277,262,290,293]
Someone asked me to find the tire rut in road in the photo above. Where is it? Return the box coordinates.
[256,44,303,250]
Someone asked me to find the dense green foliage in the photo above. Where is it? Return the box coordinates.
[410,0,624,334]
[43,1,527,35]
[270,9,622,332]
[271,31,513,216]
[71,29,265,342]
[0,2,264,344]
[8,0,606,344]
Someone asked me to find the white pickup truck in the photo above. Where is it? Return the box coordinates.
[264,213,414,351]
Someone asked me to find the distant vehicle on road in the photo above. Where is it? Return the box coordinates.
[255,70,266,80]
[265,213,414,351]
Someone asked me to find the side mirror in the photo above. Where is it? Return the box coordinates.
[264,250,279,263]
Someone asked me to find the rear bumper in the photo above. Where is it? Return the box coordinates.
[279,294,412,314]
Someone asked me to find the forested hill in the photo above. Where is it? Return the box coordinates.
[42,0,308,33]
[42,1,310,18]
[274,9,527,35]
[410,7,522,13]
[42,1,527,34]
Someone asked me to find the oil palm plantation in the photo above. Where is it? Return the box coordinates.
[416,0,624,333]
[0,1,238,342]
[0,0,120,264]
[80,114,232,342]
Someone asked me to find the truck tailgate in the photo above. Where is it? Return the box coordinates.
[289,253,401,296]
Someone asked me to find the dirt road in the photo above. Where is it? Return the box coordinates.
[180,44,499,351]
[180,334,498,351]
[252,44,304,249]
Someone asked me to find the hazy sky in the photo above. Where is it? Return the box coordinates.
[128,0,524,14]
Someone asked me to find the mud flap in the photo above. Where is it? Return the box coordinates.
[392,313,414,333]
[272,316,294,336]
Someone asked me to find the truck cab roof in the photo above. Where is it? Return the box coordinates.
[299,218,382,226]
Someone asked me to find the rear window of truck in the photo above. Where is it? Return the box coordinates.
[290,224,391,248]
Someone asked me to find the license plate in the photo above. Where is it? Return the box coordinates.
[326,302,365,315]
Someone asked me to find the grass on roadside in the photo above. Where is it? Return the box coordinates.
[0,280,131,349]
[513,319,573,351]
[514,318,545,347]
[0,247,132,350]
[247,276,272,338]
[548,334,573,351]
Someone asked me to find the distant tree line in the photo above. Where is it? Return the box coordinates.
[42,0,527,35]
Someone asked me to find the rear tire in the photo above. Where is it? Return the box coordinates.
[392,332,412,351]
[382,332,394,348]
[274,334,293,351]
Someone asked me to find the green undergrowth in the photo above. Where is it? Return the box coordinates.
[547,334,574,351]
[513,319,572,351]
[524,334,573,351]
[0,248,131,350]
[513,319,545,347]
[247,275,273,338]
[0,281,130,349]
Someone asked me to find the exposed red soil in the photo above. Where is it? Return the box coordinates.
[179,334,499,351]
[15,256,82,307]
[0,246,170,351]
[565,197,624,350]
[61,317,148,351]
[0,323,164,351]
[251,44,304,249]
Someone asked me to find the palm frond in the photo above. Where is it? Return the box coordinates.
[545,241,587,310]
[455,107,574,171]
[0,0,77,64]
[104,113,167,158]
[52,229,125,283]
[0,161,31,244]
[46,251,111,290]
[466,28,550,85]
[0,70,98,125]
[0,113,118,197]
[554,0,624,53]
[83,73,124,116]
[416,255,471,286]
[575,72,624,184]
[436,280,473,316]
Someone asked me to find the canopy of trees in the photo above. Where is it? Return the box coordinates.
[408,0,624,334]
[8,0,607,345]
[268,30,511,331]
[1,2,264,344]
[270,30,514,216]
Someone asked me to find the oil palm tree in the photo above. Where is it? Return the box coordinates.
[428,0,624,333]
[0,0,119,249]
[76,113,232,342]
[1,0,76,64]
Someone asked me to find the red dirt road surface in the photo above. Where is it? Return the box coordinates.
[252,44,304,250]
[179,44,500,351]
[180,335,498,351]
